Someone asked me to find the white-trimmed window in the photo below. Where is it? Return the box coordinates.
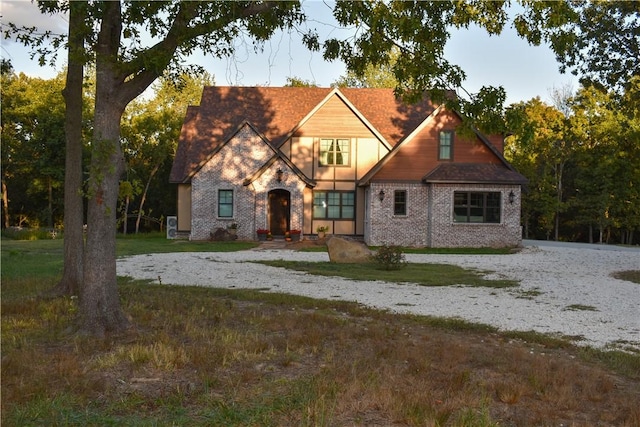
[319,138,350,166]
[394,190,407,216]
[453,191,501,223]
[313,191,355,219]
[439,130,453,160]
[218,189,233,218]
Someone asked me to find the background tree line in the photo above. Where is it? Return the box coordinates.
[505,79,640,245]
[1,61,211,234]
[3,61,638,245]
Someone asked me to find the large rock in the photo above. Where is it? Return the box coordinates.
[327,237,372,263]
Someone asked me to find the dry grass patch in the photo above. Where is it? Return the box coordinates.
[3,276,639,426]
[613,270,640,284]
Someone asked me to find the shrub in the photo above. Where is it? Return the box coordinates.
[371,244,407,270]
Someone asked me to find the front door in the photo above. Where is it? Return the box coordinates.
[268,189,290,236]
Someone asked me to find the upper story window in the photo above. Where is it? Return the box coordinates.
[394,190,407,216]
[218,189,233,218]
[453,191,501,223]
[313,191,355,219]
[438,130,453,160]
[320,138,350,166]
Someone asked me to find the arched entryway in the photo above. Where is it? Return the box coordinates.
[268,189,290,236]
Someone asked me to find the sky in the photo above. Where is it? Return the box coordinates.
[0,0,578,106]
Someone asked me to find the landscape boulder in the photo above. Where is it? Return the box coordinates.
[326,237,372,263]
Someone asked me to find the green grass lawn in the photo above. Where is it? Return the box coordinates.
[257,260,519,288]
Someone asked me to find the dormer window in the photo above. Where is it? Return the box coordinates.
[319,138,350,166]
[438,130,453,160]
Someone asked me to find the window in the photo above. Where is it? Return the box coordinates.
[218,189,233,218]
[394,190,407,216]
[439,131,453,160]
[453,192,501,223]
[319,138,350,166]
[313,191,355,219]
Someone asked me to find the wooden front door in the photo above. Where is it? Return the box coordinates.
[268,189,290,236]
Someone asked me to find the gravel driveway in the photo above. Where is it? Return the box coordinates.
[117,242,640,351]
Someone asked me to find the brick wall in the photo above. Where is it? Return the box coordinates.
[365,182,522,248]
[366,183,430,247]
[429,184,522,248]
[190,125,306,240]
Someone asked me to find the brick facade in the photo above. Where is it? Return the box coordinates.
[366,183,430,247]
[365,182,522,248]
[177,88,527,248]
[190,125,306,240]
[429,184,522,247]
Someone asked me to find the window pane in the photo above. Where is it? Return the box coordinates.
[327,192,340,206]
[219,204,233,217]
[313,191,327,218]
[336,139,350,165]
[313,205,326,218]
[342,206,354,219]
[327,206,341,218]
[453,207,467,222]
[319,138,350,165]
[453,191,501,223]
[219,190,233,204]
[341,192,354,206]
[314,190,355,219]
[218,190,233,217]
[319,140,331,165]
[394,190,407,215]
[439,131,452,160]
[469,193,483,207]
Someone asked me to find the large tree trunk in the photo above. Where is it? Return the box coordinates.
[78,2,129,336]
[51,1,86,297]
[79,97,129,335]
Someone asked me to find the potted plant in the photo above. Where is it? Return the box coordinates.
[284,231,292,242]
[289,229,301,242]
[316,225,329,239]
[256,228,269,241]
[227,223,238,236]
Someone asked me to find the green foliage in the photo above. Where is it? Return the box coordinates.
[284,76,317,87]
[1,72,67,228]
[370,244,407,270]
[119,71,215,232]
[504,78,640,243]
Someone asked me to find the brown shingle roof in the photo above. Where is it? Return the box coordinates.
[169,87,437,183]
[423,163,528,185]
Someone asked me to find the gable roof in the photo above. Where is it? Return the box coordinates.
[170,86,437,183]
[358,107,526,186]
[423,163,528,185]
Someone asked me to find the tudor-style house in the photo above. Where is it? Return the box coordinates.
[169,87,527,247]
